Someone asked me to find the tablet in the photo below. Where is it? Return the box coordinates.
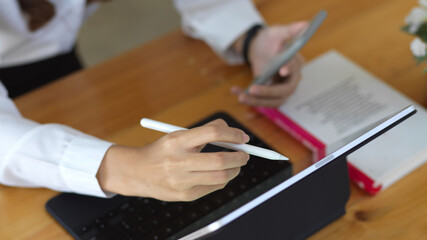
[249,10,327,87]
[180,105,416,239]
[45,106,415,240]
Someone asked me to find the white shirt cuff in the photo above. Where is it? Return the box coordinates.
[180,0,264,64]
[60,135,115,198]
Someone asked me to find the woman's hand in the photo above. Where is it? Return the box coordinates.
[231,22,307,108]
[97,119,250,201]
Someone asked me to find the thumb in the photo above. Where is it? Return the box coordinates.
[278,21,309,40]
[279,65,290,76]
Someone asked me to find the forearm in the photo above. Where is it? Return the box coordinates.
[0,84,113,197]
[173,0,264,64]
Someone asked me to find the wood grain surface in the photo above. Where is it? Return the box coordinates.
[2,0,426,239]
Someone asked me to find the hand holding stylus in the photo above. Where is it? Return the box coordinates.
[97,119,250,201]
[140,118,288,161]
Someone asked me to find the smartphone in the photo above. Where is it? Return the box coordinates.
[247,10,327,88]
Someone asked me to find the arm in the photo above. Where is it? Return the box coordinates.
[173,0,264,65]
[0,83,249,200]
[0,83,113,197]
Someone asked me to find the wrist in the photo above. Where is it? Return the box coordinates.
[242,24,265,66]
[232,35,245,56]
[97,144,138,195]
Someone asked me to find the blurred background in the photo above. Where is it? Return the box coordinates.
[78,0,181,67]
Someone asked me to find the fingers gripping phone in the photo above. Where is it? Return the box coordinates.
[247,10,327,89]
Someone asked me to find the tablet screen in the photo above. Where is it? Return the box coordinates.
[179,105,416,240]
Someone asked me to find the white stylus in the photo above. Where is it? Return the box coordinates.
[140,118,289,161]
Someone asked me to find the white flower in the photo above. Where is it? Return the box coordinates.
[410,38,427,57]
[405,7,427,33]
[420,0,427,8]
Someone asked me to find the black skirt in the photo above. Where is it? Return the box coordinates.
[0,47,83,98]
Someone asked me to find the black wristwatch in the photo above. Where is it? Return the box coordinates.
[242,24,265,66]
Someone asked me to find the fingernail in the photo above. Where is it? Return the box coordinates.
[238,95,247,103]
[280,68,290,76]
[243,133,250,143]
[249,87,260,95]
[231,87,239,94]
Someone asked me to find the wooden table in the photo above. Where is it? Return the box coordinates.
[1,0,426,239]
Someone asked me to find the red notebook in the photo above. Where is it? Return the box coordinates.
[257,50,427,195]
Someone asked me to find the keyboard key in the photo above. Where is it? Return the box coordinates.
[75,224,91,235]
[186,210,200,221]
[120,220,131,230]
[134,225,150,236]
[79,228,99,240]
[226,190,235,198]
[148,234,161,240]
[120,203,130,210]
[172,218,187,229]
[171,203,185,214]
[107,214,124,226]
[198,202,214,214]
[251,176,259,184]
[212,195,226,207]
[160,211,173,221]
[148,216,162,229]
